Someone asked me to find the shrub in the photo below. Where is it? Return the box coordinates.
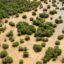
[53,24,57,28]
[40,3,43,9]
[28,25,36,33]
[5,20,8,23]
[32,12,36,16]
[0,23,2,27]
[55,19,63,24]
[12,42,19,47]
[62,29,64,33]
[25,36,30,41]
[18,46,24,51]
[2,44,9,49]
[49,10,57,15]
[33,44,42,52]
[23,47,27,51]
[0,50,8,58]
[15,14,19,17]
[19,59,23,64]
[42,37,48,42]
[54,46,62,56]
[41,42,46,47]
[47,5,50,9]
[57,35,64,40]
[52,57,57,61]
[20,39,24,44]
[9,37,15,42]
[6,31,13,38]
[9,22,15,27]
[32,18,45,26]
[59,16,62,19]
[43,8,47,11]
[30,17,34,21]
[55,40,60,45]
[34,8,38,11]
[39,13,49,18]
[61,58,64,63]
[23,51,29,58]
[22,15,27,19]
[36,61,42,64]
[2,56,13,64]
[0,27,6,33]
[4,38,7,42]
[36,37,42,41]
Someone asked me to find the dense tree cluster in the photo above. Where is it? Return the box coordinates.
[34,21,55,37]
[16,22,36,35]
[42,46,62,63]
[0,0,40,19]
[16,18,55,40]
[33,18,45,26]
